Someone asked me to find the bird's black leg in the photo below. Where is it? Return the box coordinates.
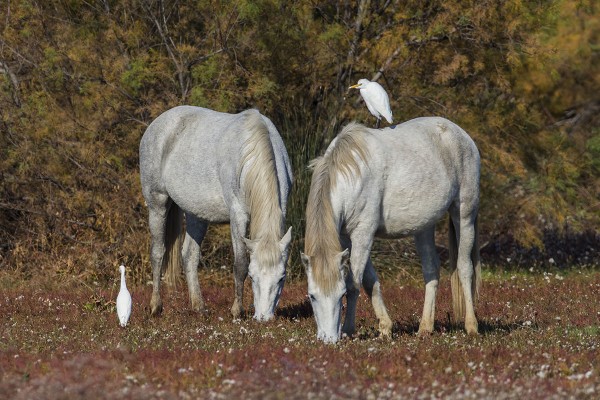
[375,119,381,129]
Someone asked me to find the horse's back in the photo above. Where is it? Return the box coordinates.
[139,107,251,221]
[140,106,248,160]
[373,117,479,183]
[397,117,481,209]
[380,117,478,159]
[139,106,292,222]
[140,106,239,181]
[345,117,479,236]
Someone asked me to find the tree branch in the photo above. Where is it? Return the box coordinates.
[338,0,370,88]
[141,0,188,100]
[370,46,402,84]
[0,61,21,106]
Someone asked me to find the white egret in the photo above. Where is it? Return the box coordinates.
[349,79,393,128]
[116,265,132,327]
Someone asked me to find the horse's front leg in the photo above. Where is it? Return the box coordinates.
[363,258,393,337]
[342,270,359,338]
[414,228,440,335]
[230,216,249,319]
[342,234,373,337]
[182,214,208,312]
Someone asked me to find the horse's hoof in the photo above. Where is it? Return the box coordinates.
[150,304,163,316]
[466,326,479,335]
[150,293,163,316]
[341,327,356,338]
[417,322,434,336]
[379,319,393,337]
[417,329,433,337]
[191,299,206,313]
[231,306,244,319]
[465,319,479,335]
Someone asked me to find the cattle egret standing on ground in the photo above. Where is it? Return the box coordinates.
[117,265,132,327]
[349,79,393,128]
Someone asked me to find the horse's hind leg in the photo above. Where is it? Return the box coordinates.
[451,209,479,335]
[182,214,208,312]
[147,196,171,316]
[362,258,393,337]
[414,227,440,335]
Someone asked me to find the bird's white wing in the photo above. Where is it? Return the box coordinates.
[370,82,393,124]
[117,288,132,326]
[361,88,382,119]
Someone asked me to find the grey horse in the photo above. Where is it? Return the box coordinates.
[140,106,293,321]
[302,118,481,343]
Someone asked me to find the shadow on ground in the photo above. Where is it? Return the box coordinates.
[277,298,313,320]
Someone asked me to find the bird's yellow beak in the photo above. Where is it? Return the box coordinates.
[349,84,360,89]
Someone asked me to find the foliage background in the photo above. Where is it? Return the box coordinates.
[0,0,598,283]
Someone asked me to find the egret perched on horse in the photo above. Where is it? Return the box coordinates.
[302,117,481,343]
[140,106,293,321]
[349,79,393,128]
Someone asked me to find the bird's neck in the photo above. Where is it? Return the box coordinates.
[120,272,127,290]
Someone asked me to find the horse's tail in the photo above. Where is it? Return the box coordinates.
[449,215,481,322]
[163,202,184,287]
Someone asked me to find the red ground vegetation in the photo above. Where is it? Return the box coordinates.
[1,268,599,399]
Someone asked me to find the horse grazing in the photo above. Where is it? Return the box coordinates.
[140,106,293,321]
[301,118,481,343]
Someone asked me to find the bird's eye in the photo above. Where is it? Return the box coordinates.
[309,294,316,303]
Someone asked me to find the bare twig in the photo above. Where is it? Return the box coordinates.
[0,60,21,106]
[0,202,44,215]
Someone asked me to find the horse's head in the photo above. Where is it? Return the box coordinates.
[301,249,349,343]
[244,227,292,321]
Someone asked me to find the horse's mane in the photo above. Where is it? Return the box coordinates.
[305,122,370,294]
[239,110,283,268]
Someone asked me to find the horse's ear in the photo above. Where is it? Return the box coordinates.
[300,252,311,270]
[279,227,293,250]
[243,237,257,253]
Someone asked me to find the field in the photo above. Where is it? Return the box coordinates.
[2,2,600,399]
[1,266,599,400]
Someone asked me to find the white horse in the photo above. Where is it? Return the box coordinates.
[301,118,481,343]
[140,106,293,321]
